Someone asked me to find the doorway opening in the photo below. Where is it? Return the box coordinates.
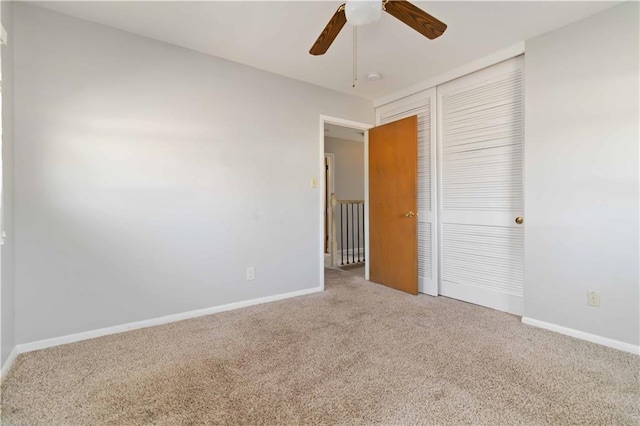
[319,116,372,289]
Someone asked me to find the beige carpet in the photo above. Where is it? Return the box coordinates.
[2,269,639,425]
[337,264,365,279]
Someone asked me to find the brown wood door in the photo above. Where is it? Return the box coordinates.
[369,115,418,295]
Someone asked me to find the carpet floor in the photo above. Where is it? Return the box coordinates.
[1,269,639,425]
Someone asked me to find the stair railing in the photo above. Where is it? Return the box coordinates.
[329,193,365,267]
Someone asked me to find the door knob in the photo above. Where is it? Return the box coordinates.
[515,216,524,224]
[405,211,415,218]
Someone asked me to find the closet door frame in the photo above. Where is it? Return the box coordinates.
[376,88,438,295]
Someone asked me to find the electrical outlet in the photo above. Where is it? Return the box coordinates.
[587,291,600,307]
[246,267,255,281]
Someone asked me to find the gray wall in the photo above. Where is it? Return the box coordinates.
[325,136,365,251]
[1,0,15,365]
[13,4,373,344]
[325,136,365,202]
[524,1,639,345]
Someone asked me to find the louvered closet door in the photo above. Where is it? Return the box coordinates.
[377,89,437,295]
[437,56,524,315]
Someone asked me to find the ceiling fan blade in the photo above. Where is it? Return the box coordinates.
[384,0,447,40]
[309,4,347,56]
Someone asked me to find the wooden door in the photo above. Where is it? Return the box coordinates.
[377,89,437,295]
[437,56,524,315]
[369,115,418,295]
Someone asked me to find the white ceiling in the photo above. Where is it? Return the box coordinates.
[325,123,365,142]
[33,1,618,100]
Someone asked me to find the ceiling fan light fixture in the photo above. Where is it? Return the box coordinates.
[309,0,446,56]
[345,0,382,27]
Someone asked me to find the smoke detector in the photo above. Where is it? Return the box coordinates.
[367,72,382,81]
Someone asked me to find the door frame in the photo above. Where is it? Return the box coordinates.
[319,115,373,290]
[323,153,335,253]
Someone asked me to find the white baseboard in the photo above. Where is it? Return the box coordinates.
[1,346,18,381]
[17,286,323,355]
[336,248,365,262]
[337,247,364,254]
[418,276,438,297]
[521,317,640,356]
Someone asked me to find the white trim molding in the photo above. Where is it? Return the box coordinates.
[522,317,640,356]
[337,247,365,257]
[16,286,323,354]
[1,24,7,45]
[319,115,373,289]
[333,248,366,268]
[373,42,525,108]
[1,346,18,381]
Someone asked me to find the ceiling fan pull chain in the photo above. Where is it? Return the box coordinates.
[352,26,358,88]
[352,27,355,87]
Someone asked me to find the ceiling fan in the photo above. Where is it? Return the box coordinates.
[310,0,447,56]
